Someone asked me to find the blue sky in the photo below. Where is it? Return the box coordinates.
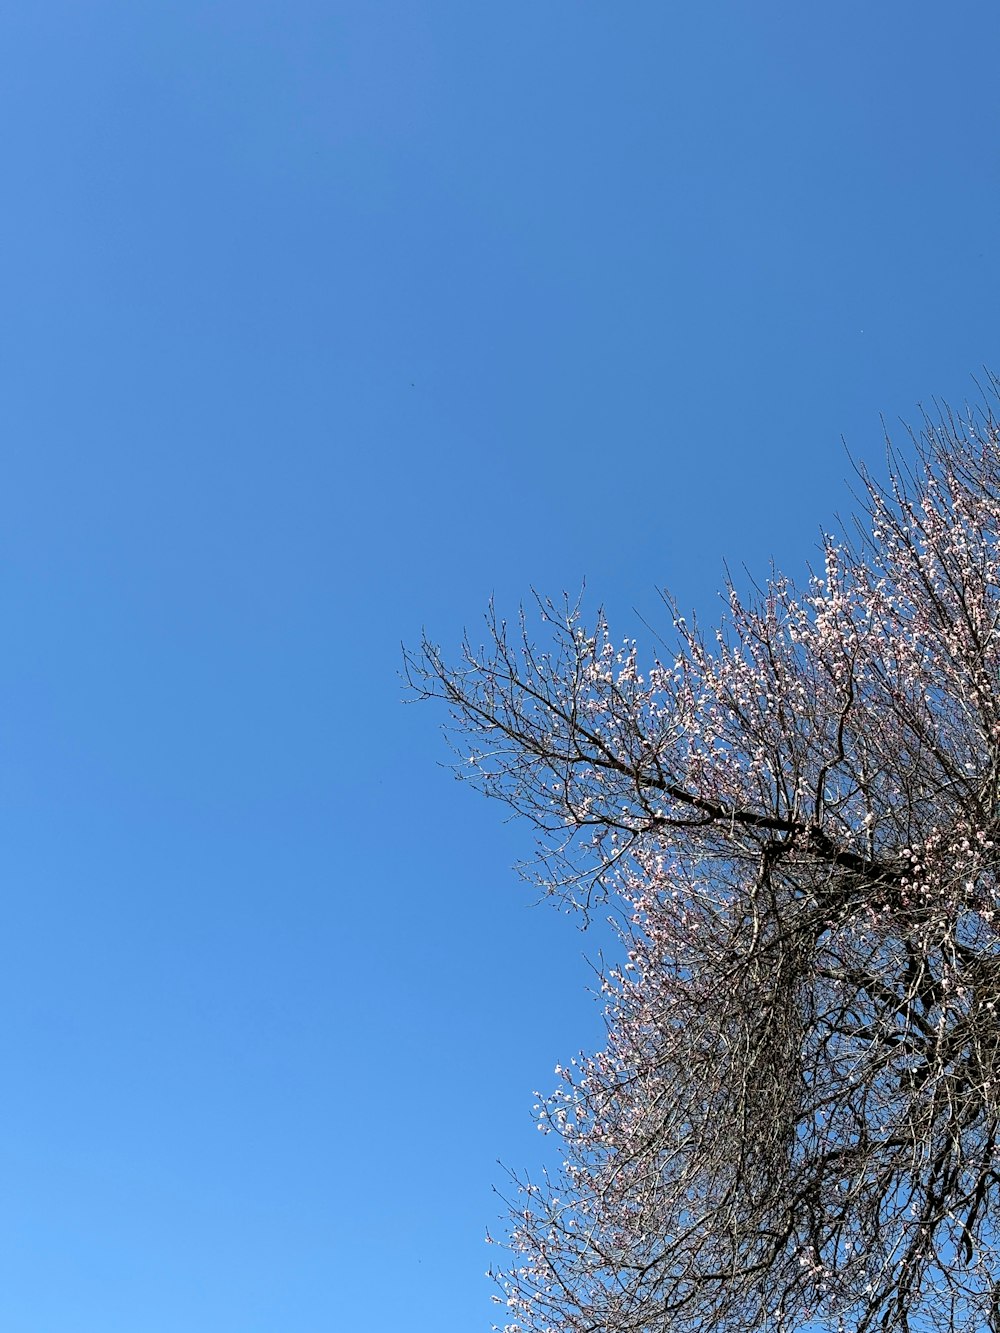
[0,4,998,1330]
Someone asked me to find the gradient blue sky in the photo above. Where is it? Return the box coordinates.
[1,4,999,1330]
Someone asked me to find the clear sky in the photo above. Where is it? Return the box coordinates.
[0,4,998,1331]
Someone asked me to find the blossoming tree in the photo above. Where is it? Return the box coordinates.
[408,401,1000,1333]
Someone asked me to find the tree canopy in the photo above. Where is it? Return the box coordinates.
[408,398,1000,1333]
